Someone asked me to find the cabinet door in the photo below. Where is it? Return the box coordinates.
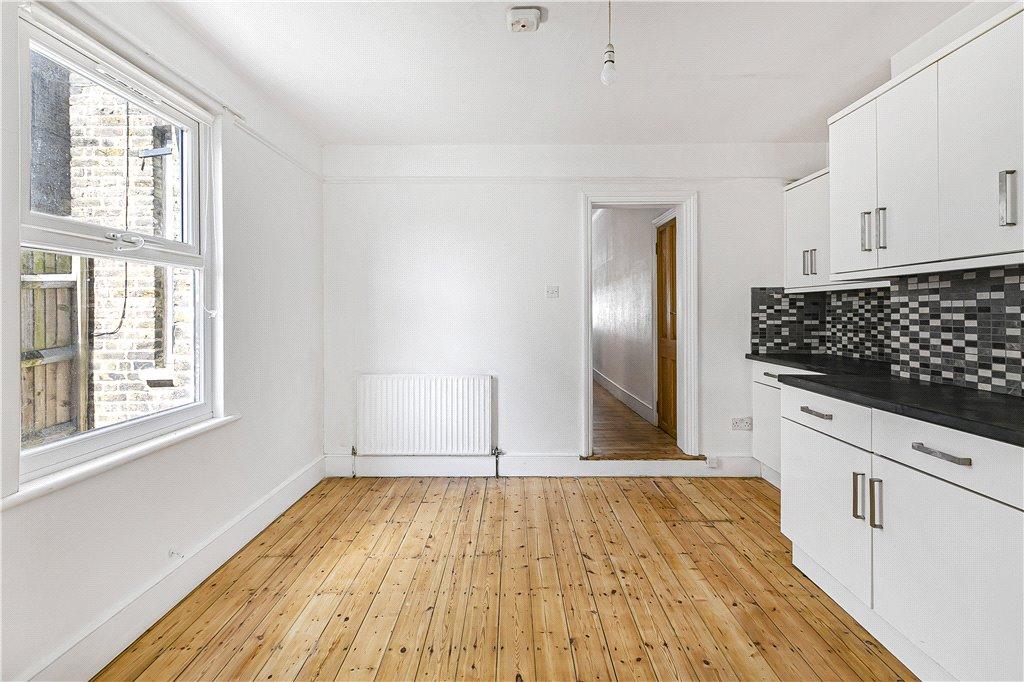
[939,13,1024,259]
[785,174,830,288]
[876,64,940,268]
[752,382,781,472]
[780,419,872,605]
[872,455,1024,682]
[829,102,878,274]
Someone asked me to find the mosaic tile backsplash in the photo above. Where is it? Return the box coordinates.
[892,266,1022,396]
[751,265,1024,396]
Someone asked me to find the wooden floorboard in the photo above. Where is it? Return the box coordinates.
[96,477,915,682]
[588,382,703,461]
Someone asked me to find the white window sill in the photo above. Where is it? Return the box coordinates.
[1,415,240,511]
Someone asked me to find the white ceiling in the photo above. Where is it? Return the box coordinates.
[160,1,967,145]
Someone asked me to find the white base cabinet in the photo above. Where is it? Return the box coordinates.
[752,382,781,474]
[872,455,1024,682]
[781,419,872,605]
[781,384,1024,680]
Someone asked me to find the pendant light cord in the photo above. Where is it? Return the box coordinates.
[607,0,612,43]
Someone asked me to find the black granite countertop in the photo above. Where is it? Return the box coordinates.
[777,374,1024,447]
[745,352,891,377]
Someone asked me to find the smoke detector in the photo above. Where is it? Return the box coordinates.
[507,7,542,33]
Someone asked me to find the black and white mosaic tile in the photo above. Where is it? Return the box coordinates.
[825,288,891,362]
[891,266,1023,396]
[750,288,824,354]
[751,265,1024,396]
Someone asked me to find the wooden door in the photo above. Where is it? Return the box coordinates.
[828,100,879,273]
[876,63,940,268]
[780,420,872,606]
[655,219,677,439]
[871,455,1023,681]
[938,12,1023,259]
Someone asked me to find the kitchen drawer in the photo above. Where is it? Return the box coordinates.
[781,386,872,451]
[751,360,820,388]
[873,410,1024,509]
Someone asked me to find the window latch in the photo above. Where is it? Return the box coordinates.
[105,232,146,252]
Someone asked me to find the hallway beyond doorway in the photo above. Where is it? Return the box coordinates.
[587,382,702,461]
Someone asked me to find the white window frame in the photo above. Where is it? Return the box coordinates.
[14,10,219,483]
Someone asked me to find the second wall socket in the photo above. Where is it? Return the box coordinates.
[731,416,753,431]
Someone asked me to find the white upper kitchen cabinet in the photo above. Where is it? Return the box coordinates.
[876,64,939,268]
[784,170,830,288]
[938,12,1023,259]
[871,455,1024,682]
[828,7,1023,278]
[829,102,878,274]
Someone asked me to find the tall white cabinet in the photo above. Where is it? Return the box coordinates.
[828,7,1023,278]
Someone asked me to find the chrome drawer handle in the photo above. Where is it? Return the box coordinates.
[763,372,778,379]
[911,442,972,467]
[868,478,883,529]
[800,405,833,421]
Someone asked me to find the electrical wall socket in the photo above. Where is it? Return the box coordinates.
[731,416,753,431]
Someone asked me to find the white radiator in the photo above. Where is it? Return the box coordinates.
[356,374,493,456]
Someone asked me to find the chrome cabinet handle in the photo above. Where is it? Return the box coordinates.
[875,207,887,249]
[868,478,883,529]
[860,211,873,251]
[802,249,809,275]
[911,442,972,467]
[800,405,833,421]
[852,472,865,520]
[1000,170,1018,226]
[763,372,778,379]
[810,248,817,275]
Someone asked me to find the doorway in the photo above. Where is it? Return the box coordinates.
[584,195,701,462]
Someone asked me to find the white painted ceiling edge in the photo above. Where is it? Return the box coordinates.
[160,1,968,145]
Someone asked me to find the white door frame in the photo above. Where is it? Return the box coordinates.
[581,189,700,458]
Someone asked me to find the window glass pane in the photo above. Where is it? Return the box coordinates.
[30,49,187,242]
[20,249,198,449]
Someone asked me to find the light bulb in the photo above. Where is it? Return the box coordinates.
[601,43,617,85]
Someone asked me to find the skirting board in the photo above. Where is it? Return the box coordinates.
[25,457,325,682]
[592,370,658,425]
[325,453,354,477]
[353,455,497,477]
[498,454,760,477]
[760,463,781,489]
[791,546,954,681]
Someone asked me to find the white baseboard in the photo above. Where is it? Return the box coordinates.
[593,370,658,425]
[353,455,496,477]
[791,546,954,681]
[26,457,325,682]
[760,463,781,489]
[498,453,760,477]
[325,453,354,477]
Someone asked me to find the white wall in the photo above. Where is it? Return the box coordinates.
[323,144,819,467]
[591,207,663,418]
[890,1,1016,75]
[0,4,324,680]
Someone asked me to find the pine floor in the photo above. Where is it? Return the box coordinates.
[589,382,700,460]
[96,477,915,682]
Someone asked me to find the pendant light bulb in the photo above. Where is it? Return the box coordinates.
[600,0,617,85]
[601,44,617,85]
